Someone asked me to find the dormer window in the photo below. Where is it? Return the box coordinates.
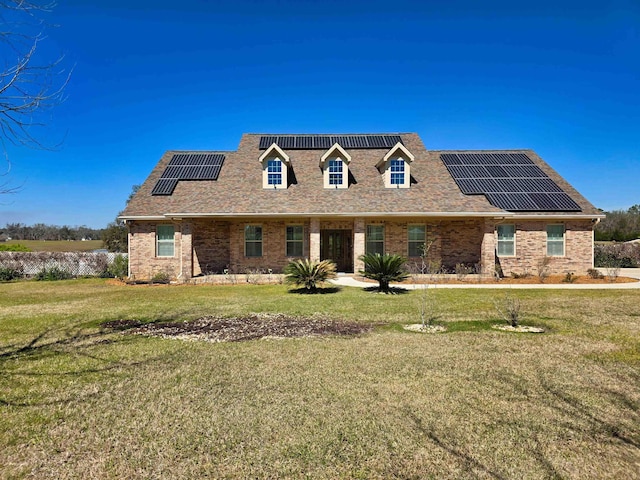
[259,143,290,189]
[267,159,282,186]
[390,159,405,185]
[376,142,414,189]
[320,143,351,189]
[328,159,344,185]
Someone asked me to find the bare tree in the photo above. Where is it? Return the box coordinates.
[1,0,71,193]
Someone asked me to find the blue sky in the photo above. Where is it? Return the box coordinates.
[2,0,638,228]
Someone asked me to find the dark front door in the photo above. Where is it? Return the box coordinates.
[320,230,353,272]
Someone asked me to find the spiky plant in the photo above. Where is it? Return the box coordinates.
[359,253,409,293]
[284,259,337,292]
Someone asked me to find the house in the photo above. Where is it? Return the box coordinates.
[120,133,603,281]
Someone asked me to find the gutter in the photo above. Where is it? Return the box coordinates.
[120,211,604,221]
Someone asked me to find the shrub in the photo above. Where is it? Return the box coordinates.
[359,253,409,293]
[536,256,552,282]
[494,292,522,327]
[0,266,23,281]
[0,244,31,252]
[455,263,473,281]
[35,266,73,281]
[594,243,640,268]
[108,254,128,280]
[587,268,604,280]
[151,271,171,284]
[284,259,337,292]
[562,272,577,283]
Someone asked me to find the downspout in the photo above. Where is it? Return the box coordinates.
[126,220,131,279]
[592,217,601,269]
[177,223,183,281]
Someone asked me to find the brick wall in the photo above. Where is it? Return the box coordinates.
[192,220,230,275]
[229,219,310,273]
[128,221,182,280]
[128,217,595,280]
[496,220,594,276]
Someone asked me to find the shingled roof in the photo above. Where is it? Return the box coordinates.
[121,133,601,220]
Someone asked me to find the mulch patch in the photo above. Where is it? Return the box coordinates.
[104,314,371,343]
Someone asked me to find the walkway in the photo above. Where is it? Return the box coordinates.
[329,268,640,290]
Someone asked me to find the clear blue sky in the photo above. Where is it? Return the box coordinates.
[2,0,638,229]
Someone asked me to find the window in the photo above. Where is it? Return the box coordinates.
[408,225,426,257]
[245,225,263,257]
[377,142,414,189]
[366,225,384,255]
[328,159,343,186]
[267,159,282,186]
[497,224,515,257]
[547,224,565,256]
[259,143,290,189]
[156,225,175,257]
[320,144,351,189]
[286,225,303,257]
[390,159,405,185]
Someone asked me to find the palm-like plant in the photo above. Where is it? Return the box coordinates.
[284,259,337,292]
[359,253,409,293]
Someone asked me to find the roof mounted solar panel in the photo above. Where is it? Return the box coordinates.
[441,152,581,212]
[151,153,226,196]
[258,134,403,150]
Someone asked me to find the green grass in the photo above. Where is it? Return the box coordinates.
[4,239,103,252]
[1,280,640,478]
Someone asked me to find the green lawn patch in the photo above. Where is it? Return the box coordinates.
[1,280,639,478]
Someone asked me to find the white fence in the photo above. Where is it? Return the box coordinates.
[0,252,127,277]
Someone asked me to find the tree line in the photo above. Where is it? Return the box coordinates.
[1,223,103,242]
[595,205,640,242]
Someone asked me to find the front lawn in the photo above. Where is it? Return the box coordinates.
[1,280,639,478]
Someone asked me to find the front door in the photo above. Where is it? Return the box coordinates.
[320,230,353,272]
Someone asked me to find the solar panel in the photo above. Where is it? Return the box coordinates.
[258,134,403,150]
[151,153,226,196]
[442,152,581,212]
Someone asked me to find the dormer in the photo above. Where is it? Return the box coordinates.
[259,143,290,189]
[319,143,351,189]
[376,142,414,189]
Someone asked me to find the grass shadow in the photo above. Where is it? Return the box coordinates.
[0,320,179,407]
[362,286,409,295]
[287,286,342,295]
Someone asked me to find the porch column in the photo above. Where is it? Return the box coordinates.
[354,217,365,273]
[179,222,193,281]
[480,218,496,278]
[310,218,320,262]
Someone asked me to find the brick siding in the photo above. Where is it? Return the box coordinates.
[127,218,595,280]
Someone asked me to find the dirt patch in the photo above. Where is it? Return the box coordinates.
[403,324,446,333]
[492,324,545,333]
[363,275,638,285]
[106,314,371,343]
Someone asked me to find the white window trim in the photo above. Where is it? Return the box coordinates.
[156,224,175,258]
[320,143,351,189]
[244,224,263,257]
[285,225,304,257]
[408,224,426,257]
[546,224,565,257]
[376,142,414,189]
[259,143,290,189]
[496,224,516,257]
